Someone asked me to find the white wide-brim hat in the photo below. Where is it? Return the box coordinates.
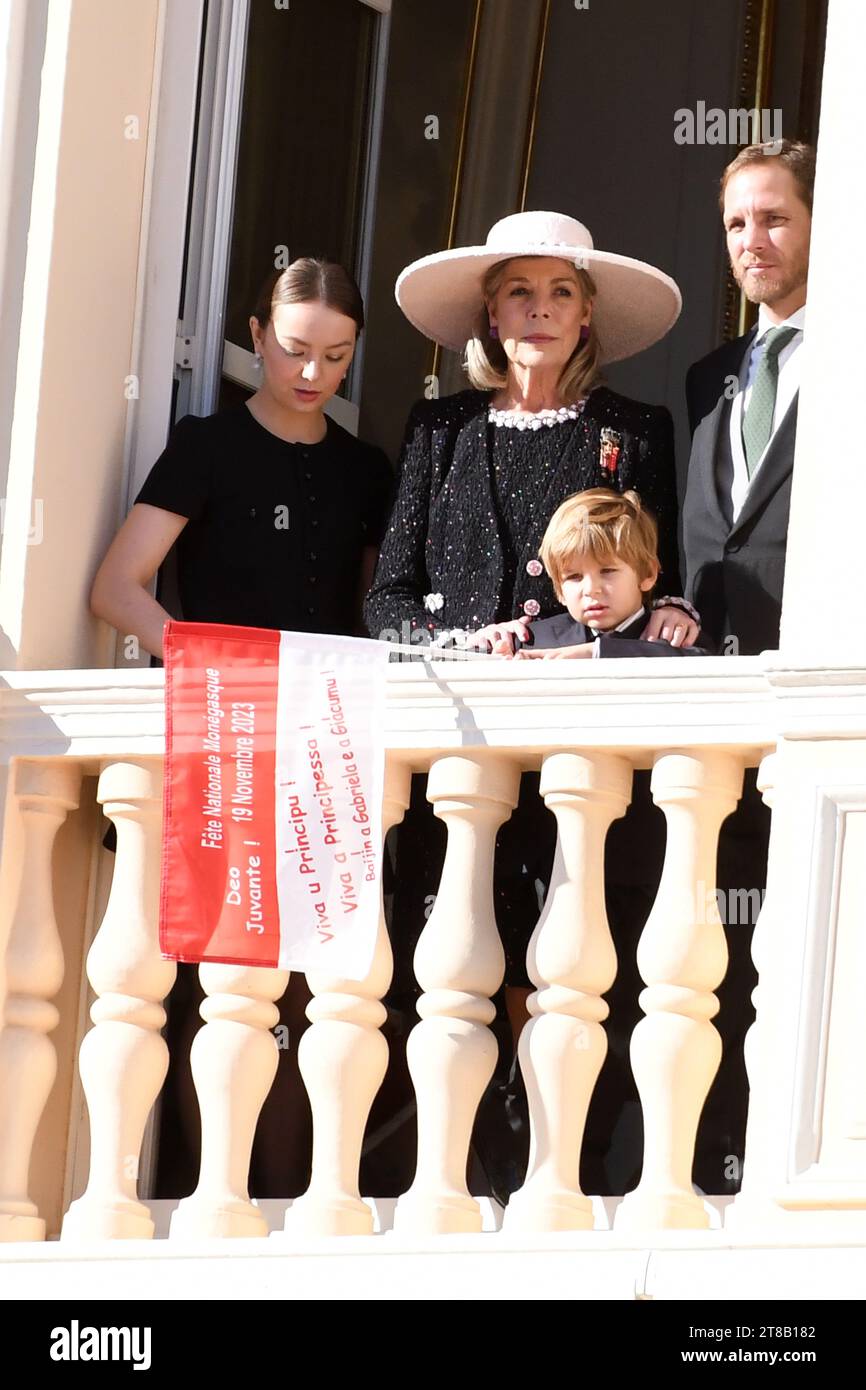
[395,210,682,365]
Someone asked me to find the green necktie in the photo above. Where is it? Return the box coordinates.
[741,325,799,478]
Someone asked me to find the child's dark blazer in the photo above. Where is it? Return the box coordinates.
[521,607,713,656]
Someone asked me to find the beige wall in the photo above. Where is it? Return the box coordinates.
[0,0,160,670]
[0,0,163,1227]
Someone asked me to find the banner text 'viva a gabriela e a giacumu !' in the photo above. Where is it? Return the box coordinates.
[160,622,390,980]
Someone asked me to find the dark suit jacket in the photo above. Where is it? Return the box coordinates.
[523,607,712,656]
[682,327,798,654]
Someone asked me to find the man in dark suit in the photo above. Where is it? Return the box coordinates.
[683,139,814,656]
[681,139,815,1193]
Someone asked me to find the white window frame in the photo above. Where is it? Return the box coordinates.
[176,0,390,439]
[127,0,390,481]
[123,0,209,506]
[176,0,251,424]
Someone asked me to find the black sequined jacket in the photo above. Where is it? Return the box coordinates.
[364,386,682,637]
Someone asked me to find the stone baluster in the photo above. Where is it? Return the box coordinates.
[288,764,412,1236]
[394,753,520,1235]
[0,761,80,1242]
[62,759,172,1241]
[725,750,777,1228]
[505,751,632,1232]
[169,959,289,1239]
[742,752,776,1094]
[615,750,743,1231]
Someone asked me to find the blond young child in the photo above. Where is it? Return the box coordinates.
[500,487,708,1192]
[497,487,709,658]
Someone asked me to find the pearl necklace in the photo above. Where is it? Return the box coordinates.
[488,401,585,430]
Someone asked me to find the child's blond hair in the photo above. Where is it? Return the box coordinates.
[539,488,660,597]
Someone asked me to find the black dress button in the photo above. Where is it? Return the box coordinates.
[311,519,320,528]
[309,495,317,504]
[309,552,318,562]
[307,606,316,615]
[308,576,317,585]
[304,472,312,481]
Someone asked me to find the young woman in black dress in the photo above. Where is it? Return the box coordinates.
[91,258,393,1198]
[365,211,699,1199]
[92,258,391,654]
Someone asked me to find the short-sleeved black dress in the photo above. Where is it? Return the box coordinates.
[136,402,393,633]
[135,401,393,1200]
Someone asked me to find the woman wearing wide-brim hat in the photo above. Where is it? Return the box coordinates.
[366,210,695,643]
[364,210,696,1200]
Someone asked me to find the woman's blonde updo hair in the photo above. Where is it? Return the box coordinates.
[464,257,602,403]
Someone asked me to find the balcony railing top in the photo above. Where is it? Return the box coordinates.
[1,656,865,769]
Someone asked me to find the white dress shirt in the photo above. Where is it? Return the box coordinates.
[727,303,806,523]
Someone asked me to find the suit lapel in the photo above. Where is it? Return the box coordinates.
[693,330,756,533]
[555,614,589,644]
[617,612,650,640]
[696,395,732,528]
[728,391,799,539]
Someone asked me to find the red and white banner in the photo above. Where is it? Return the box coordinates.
[160,621,390,980]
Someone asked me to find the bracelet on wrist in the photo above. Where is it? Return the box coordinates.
[653,595,700,625]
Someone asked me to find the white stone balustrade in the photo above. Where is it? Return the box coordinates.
[744,752,776,1091]
[170,960,290,1239]
[288,763,411,1236]
[62,758,173,1241]
[615,751,744,1231]
[0,760,80,1242]
[4,656,866,1251]
[505,751,632,1233]
[725,752,776,1230]
[394,752,520,1236]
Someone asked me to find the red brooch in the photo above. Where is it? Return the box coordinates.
[599,427,622,474]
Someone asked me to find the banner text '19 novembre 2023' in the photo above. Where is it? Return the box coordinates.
[160,622,390,981]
